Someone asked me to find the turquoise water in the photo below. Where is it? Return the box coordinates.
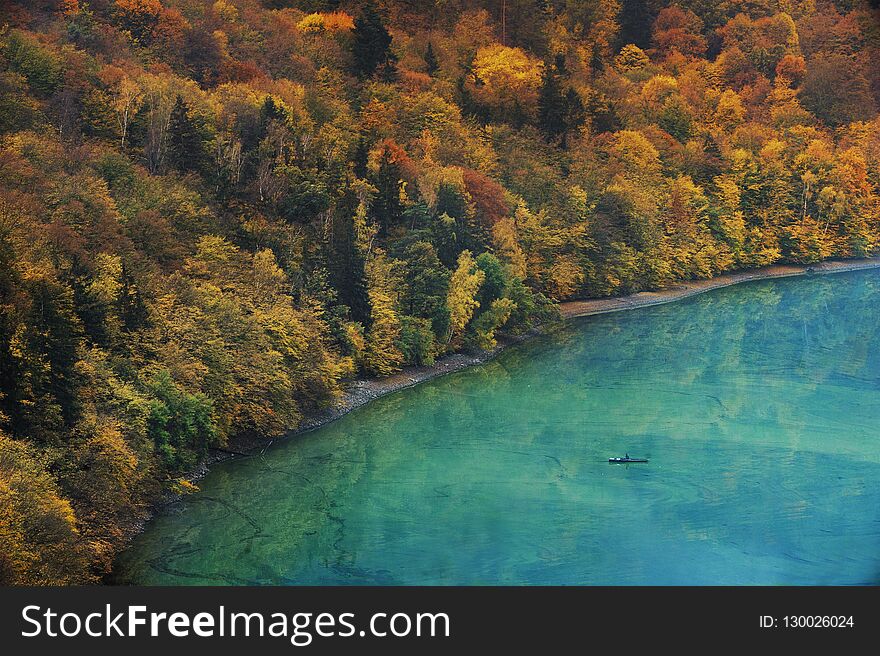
[115,269,880,585]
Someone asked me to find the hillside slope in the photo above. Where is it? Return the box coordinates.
[1,0,879,583]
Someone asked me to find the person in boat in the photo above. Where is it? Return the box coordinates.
[625,453,629,459]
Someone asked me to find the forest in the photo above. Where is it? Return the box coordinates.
[0,0,879,584]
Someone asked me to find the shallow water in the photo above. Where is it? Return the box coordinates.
[115,269,880,585]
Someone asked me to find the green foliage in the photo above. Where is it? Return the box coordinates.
[351,2,396,79]
[424,42,439,77]
[2,30,63,96]
[396,316,436,366]
[475,252,507,310]
[468,297,516,350]
[371,147,403,235]
[329,194,372,327]
[277,166,332,222]
[538,63,567,142]
[168,96,204,174]
[658,96,693,142]
[538,57,585,145]
[402,241,451,338]
[0,71,42,132]
[147,371,216,471]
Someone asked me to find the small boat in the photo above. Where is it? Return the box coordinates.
[609,456,648,463]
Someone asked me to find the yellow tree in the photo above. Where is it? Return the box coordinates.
[492,216,527,279]
[714,89,745,132]
[99,65,143,149]
[469,44,543,122]
[0,431,88,584]
[446,250,485,347]
[364,254,404,376]
[615,44,650,76]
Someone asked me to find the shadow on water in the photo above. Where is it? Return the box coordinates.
[114,270,880,585]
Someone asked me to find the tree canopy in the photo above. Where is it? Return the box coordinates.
[1,0,879,583]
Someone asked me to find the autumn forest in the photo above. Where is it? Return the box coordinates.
[1,0,879,584]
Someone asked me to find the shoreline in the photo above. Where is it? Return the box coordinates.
[204,255,880,468]
[122,256,880,566]
[204,331,537,466]
[560,257,880,319]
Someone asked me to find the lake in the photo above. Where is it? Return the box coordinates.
[114,269,880,585]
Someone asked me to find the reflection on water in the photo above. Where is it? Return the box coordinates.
[115,270,880,585]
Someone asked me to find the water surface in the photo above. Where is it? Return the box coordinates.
[116,269,880,585]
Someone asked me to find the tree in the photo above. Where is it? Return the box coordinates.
[2,30,63,97]
[608,129,663,181]
[462,168,509,233]
[538,60,567,142]
[658,94,693,142]
[3,0,878,587]
[800,54,875,128]
[402,241,450,338]
[17,269,84,439]
[396,316,435,366]
[615,44,650,74]
[469,44,544,123]
[277,166,331,221]
[363,257,403,376]
[446,250,485,346]
[371,146,403,236]
[617,0,654,49]
[167,95,203,173]
[100,68,142,149]
[709,173,747,260]
[138,74,177,174]
[63,418,141,573]
[353,136,369,179]
[475,252,508,312]
[425,42,439,77]
[492,217,527,279]
[776,54,806,86]
[714,89,745,131]
[717,12,800,78]
[113,0,163,45]
[147,371,216,470]
[329,189,372,327]
[350,1,396,79]
[0,430,88,585]
[118,261,148,332]
[652,5,706,59]
[565,88,586,140]
[468,297,515,350]
[259,95,286,130]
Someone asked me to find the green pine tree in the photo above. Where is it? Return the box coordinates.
[538,63,567,142]
[353,136,369,179]
[350,1,396,79]
[371,148,402,236]
[329,187,372,327]
[425,41,439,76]
[168,95,203,173]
